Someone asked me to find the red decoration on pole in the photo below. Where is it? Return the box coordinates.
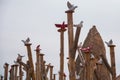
[80,45,93,52]
[55,21,67,31]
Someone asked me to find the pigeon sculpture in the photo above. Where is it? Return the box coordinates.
[74,21,83,28]
[67,1,77,11]
[105,39,113,46]
[17,54,25,62]
[35,45,41,51]
[21,37,30,44]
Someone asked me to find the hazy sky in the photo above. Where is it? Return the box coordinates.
[0,0,120,79]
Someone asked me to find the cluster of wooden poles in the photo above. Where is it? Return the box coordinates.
[0,2,118,80]
[1,42,67,80]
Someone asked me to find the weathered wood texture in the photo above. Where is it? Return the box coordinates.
[76,26,111,80]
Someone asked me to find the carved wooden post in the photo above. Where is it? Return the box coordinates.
[59,28,65,80]
[35,46,41,80]
[85,51,91,80]
[14,64,18,80]
[80,46,92,80]
[3,63,9,80]
[55,22,67,80]
[43,61,46,80]
[11,65,15,80]
[109,44,116,80]
[26,61,31,80]
[23,40,35,80]
[90,56,96,80]
[19,64,23,80]
[65,10,75,80]
[45,63,51,79]
[39,53,45,80]
[50,65,54,80]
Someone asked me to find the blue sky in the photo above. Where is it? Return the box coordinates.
[0,0,120,79]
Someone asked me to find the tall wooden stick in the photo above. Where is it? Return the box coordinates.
[10,65,15,80]
[14,64,18,80]
[50,65,54,80]
[25,44,35,80]
[109,44,116,80]
[35,49,41,80]
[3,63,9,80]
[84,51,91,80]
[65,10,75,80]
[39,53,45,80]
[57,28,66,80]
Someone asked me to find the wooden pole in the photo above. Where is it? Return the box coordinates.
[84,51,91,80]
[50,65,54,80]
[45,63,51,79]
[26,61,31,80]
[3,63,9,80]
[19,64,23,80]
[57,28,66,80]
[11,65,15,80]
[14,64,18,80]
[35,50,41,80]
[71,26,82,59]
[25,44,35,80]
[90,57,96,80]
[39,53,45,80]
[65,10,76,80]
[109,44,116,80]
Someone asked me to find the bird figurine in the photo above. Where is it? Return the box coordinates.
[67,1,78,12]
[90,53,95,59]
[105,39,113,46]
[21,37,30,44]
[74,21,83,28]
[96,58,103,65]
[35,45,41,51]
[55,21,67,30]
[17,54,25,62]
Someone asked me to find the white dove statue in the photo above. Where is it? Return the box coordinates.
[67,1,78,12]
[74,21,83,28]
[105,39,113,46]
[21,37,30,44]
